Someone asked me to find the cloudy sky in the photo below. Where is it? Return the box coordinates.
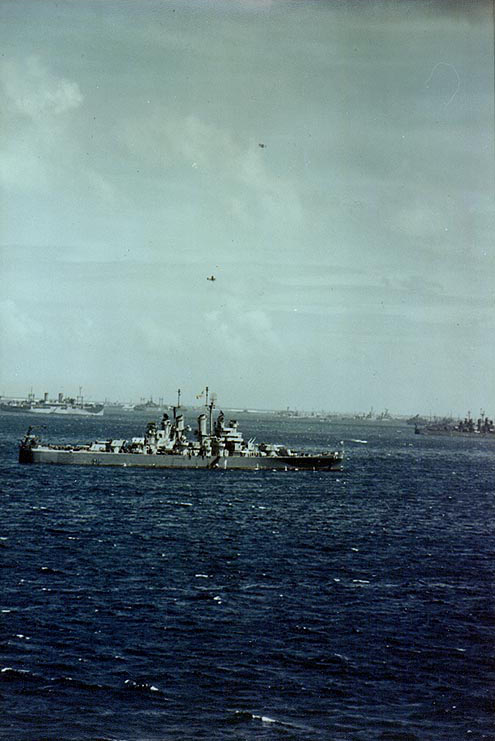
[1,0,493,414]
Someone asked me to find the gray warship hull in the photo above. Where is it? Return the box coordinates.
[19,446,342,471]
[417,428,495,439]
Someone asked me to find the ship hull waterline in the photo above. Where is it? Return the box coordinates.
[19,447,342,471]
[1,404,104,416]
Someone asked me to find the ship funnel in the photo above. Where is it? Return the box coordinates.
[44,392,49,402]
[176,414,184,432]
[58,392,63,403]
[198,413,207,437]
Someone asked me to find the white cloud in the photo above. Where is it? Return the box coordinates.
[0,56,84,193]
[0,136,49,190]
[1,56,83,119]
[138,321,180,354]
[0,299,43,341]
[0,54,122,229]
[205,299,282,359]
[121,110,302,228]
[390,203,446,240]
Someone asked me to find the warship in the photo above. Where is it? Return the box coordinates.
[19,389,343,471]
[414,410,495,437]
[132,398,162,413]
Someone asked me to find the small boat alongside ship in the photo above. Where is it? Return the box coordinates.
[1,391,103,416]
[19,389,343,471]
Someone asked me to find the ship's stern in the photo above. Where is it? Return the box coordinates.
[19,443,35,464]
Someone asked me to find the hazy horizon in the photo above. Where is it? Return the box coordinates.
[0,387,485,420]
[1,0,494,417]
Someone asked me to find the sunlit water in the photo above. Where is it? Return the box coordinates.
[1,412,494,740]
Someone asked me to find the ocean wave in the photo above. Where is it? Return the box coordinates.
[123,679,161,694]
[1,666,40,683]
[228,709,313,732]
[1,666,111,697]
[38,566,67,575]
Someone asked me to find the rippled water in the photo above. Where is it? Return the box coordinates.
[1,412,494,740]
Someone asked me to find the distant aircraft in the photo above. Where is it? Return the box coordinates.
[207,275,216,282]
[258,143,266,148]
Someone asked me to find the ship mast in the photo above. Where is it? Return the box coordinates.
[205,386,215,435]
[173,388,181,420]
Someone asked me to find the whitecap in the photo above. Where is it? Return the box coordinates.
[253,714,276,724]
[124,678,160,694]
[233,710,308,731]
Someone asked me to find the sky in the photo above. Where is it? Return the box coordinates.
[0,0,494,415]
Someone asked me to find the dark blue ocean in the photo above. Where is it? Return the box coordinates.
[1,411,494,741]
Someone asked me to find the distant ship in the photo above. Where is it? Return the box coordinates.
[415,411,494,437]
[1,391,103,416]
[132,393,186,413]
[132,399,161,412]
[19,388,343,471]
